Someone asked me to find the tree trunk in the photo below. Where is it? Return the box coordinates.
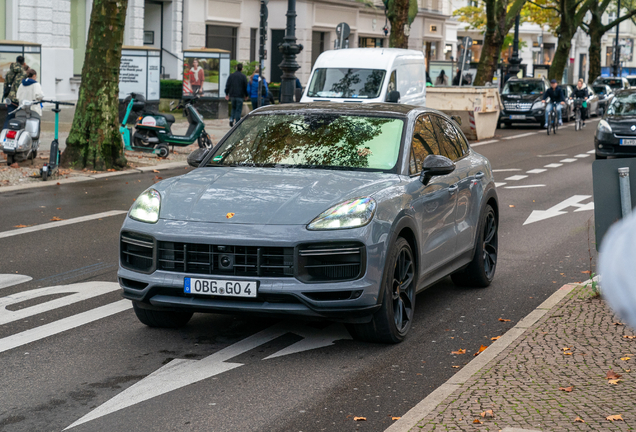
[387,0,410,48]
[549,37,572,82]
[474,31,504,86]
[61,0,128,170]
[588,24,603,85]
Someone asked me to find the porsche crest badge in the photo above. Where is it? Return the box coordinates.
[226,213,235,219]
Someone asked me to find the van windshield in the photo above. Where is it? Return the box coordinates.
[307,68,386,99]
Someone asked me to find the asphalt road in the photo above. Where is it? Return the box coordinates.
[0,119,600,432]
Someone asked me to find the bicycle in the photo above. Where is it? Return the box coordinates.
[572,98,585,131]
[546,103,558,136]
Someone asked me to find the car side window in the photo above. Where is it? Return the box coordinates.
[386,71,397,101]
[432,116,464,161]
[409,114,440,175]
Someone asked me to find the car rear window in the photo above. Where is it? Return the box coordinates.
[307,68,386,99]
[597,78,624,89]
[208,113,404,171]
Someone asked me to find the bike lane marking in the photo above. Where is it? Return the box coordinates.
[0,210,127,239]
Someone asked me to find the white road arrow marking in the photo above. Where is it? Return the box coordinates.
[0,274,32,290]
[523,195,593,225]
[65,321,352,429]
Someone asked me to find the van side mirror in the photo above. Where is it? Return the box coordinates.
[387,91,401,103]
[451,115,462,126]
[187,148,209,167]
[419,155,455,185]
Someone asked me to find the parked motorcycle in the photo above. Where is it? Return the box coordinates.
[1,99,40,165]
[120,93,213,158]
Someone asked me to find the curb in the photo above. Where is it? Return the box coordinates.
[0,161,188,194]
[385,283,578,432]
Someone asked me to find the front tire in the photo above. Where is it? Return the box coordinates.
[452,205,498,287]
[198,132,213,149]
[6,154,14,165]
[132,302,193,328]
[347,238,416,344]
[156,144,169,158]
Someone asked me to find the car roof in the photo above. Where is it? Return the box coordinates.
[250,102,424,117]
[614,89,636,97]
[313,48,424,70]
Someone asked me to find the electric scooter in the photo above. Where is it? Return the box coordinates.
[120,93,213,158]
[1,99,41,165]
[40,100,75,181]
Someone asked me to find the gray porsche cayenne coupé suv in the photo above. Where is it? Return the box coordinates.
[119,103,498,343]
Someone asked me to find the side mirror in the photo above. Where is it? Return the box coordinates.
[387,90,401,103]
[187,148,209,168]
[451,115,462,126]
[419,155,455,186]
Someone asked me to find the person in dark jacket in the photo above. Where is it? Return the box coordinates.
[572,78,589,127]
[3,55,27,129]
[224,63,249,127]
[541,79,566,127]
[247,68,268,110]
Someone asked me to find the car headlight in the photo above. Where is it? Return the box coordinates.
[532,101,545,110]
[598,119,612,133]
[307,197,376,230]
[129,188,161,223]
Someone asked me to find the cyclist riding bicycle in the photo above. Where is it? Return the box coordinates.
[572,78,589,127]
[541,79,566,128]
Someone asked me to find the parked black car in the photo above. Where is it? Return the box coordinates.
[499,78,549,127]
[593,77,630,91]
[593,84,614,116]
[595,89,636,159]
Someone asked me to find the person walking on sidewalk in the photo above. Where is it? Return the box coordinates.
[224,63,248,127]
[3,55,27,129]
[247,68,269,110]
[16,69,44,117]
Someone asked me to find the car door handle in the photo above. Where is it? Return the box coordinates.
[448,184,458,195]
[474,171,485,179]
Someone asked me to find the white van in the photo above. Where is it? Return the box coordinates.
[300,48,426,106]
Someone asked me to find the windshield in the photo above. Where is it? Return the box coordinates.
[307,68,386,99]
[502,81,545,95]
[608,93,636,116]
[597,78,624,89]
[207,114,404,171]
[593,86,608,95]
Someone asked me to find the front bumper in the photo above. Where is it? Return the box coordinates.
[499,109,544,124]
[118,218,389,322]
[595,132,636,158]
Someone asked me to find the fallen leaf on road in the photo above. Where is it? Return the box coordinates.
[10,162,18,168]
[614,322,624,326]
[56,182,60,185]
[498,318,511,322]
[152,169,160,173]
[474,345,488,356]
[391,417,400,421]
[13,224,28,228]
[451,349,466,355]
[107,169,116,172]
[508,205,515,208]
[563,347,571,351]
[559,386,573,392]
[581,270,591,274]
[606,414,623,422]
[607,370,622,380]
[563,352,573,356]
[353,417,366,421]
[624,336,636,339]
[491,336,501,341]
[56,207,61,210]
[480,410,494,418]
[621,357,631,361]
[50,217,63,221]
[608,379,622,385]
[574,417,585,423]
[452,366,460,369]
[473,419,482,424]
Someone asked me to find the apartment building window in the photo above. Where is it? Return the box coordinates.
[250,28,257,62]
[359,37,384,48]
[206,25,237,59]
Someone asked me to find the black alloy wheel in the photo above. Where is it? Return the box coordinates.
[481,209,498,281]
[391,246,415,334]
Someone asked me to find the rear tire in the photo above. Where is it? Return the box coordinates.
[156,144,169,158]
[42,168,49,181]
[347,237,416,344]
[6,154,14,165]
[132,302,193,328]
[451,205,498,288]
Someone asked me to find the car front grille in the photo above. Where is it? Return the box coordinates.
[120,232,155,273]
[157,242,294,277]
[297,243,365,283]
[503,101,532,111]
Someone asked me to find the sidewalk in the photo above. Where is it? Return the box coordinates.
[390,282,635,431]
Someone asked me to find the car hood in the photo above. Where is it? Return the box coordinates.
[606,115,636,136]
[158,167,400,224]
[501,94,541,103]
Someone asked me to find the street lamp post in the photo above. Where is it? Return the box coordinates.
[613,0,621,76]
[278,0,304,104]
[508,13,522,76]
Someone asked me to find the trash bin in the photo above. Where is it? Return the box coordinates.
[426,86,501,141]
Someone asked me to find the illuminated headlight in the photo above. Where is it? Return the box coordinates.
[129,189,161,223]
[598,119,612,133]
[307,197,376,230]
[532,101,545,110]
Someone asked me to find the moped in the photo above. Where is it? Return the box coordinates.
[1,100,40,165]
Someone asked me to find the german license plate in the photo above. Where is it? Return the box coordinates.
[3,139,15,149]
[510,115,526,120]
[184,277,257,298]
[620,139,636,146]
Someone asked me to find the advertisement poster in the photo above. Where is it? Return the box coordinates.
[147,56,160,100]
[183,57,220,98]
[119,55,147,99]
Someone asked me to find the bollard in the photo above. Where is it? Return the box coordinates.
[619,167,632,218]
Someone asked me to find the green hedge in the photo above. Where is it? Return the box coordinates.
[160,79,183,99]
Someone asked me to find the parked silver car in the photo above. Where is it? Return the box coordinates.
[118,103,499,343]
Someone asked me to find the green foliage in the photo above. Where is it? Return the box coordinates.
[230,60,261,78]
[524,0,560,33]
[160,79,183,99]
[452,4,487,30]
[501,35,528,56]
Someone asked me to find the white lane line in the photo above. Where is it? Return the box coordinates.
[471,139,499,147]
[538,154,567,157]
[544,163,563,168]
[0,210,127,239]
[492,169,521,172]
[575,154,591,158]
[0,300,132,354]
[504,175,528,181]
[560,158,578,163]
[502,132,537,140]
[0,274,32,290]
[504,184,546,189]
[495,182,507,187]
[587,150,595,154]
[526,169,547,174]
